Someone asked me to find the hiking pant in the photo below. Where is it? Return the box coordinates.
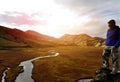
[102,46,119,70]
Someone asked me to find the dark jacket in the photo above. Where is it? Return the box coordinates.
[106,26,120,47]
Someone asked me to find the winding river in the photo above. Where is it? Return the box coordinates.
[15,52,59,82]
[77,78,92,82]
[1,50,59,82]
[15,51,59,82]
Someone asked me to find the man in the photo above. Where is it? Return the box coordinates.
[102,19,120,74]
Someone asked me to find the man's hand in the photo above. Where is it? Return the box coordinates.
[105,46,116,49]
[111,46,115,49]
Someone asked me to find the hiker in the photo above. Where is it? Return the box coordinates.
[102,19,120,74]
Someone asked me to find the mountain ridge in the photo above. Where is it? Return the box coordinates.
[0,25,105,48]
[0,25,58,48]
[59,33,105,47]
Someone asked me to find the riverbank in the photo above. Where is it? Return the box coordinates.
[5,66,23,82]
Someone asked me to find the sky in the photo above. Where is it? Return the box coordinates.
[0,0,120,38]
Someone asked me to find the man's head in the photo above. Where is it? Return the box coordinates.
[108,19,116,29]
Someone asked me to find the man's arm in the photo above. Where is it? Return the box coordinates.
[114,28,120,47]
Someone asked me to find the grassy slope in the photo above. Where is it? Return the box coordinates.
[0,38,27,47]
[32,46,103,82]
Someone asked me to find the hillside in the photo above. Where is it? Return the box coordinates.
[59,34,105,47]
[26,30,57,42]
[0,25,105,48]
[0,25,58,48]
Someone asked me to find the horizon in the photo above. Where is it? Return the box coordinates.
[0,0,120,38]
[0,25,106,39]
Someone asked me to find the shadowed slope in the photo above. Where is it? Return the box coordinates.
[0,25,58,48]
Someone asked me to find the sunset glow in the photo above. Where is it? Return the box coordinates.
[0,0,120,38]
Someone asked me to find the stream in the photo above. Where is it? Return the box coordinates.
[77,78,93,82]
[1,51,59,82]
[15,52,59,82]
[1,68,10,82]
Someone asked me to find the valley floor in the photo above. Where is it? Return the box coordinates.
[0,46,118,82]
[32,46,104,82]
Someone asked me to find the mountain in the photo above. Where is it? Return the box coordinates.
[25,30,73,46]
[59,34,105,47]
[25,30,57,42]
[0,25,58,48]
[0,25,105,48]
[0,26,28,49]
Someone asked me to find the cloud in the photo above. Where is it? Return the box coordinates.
[0,12,46,26]
[65,20,107,38]
[54,0,120,17]
[0,0,120,38]
[54,0,120,38]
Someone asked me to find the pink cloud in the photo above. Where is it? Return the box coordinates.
[0,12,46,26]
